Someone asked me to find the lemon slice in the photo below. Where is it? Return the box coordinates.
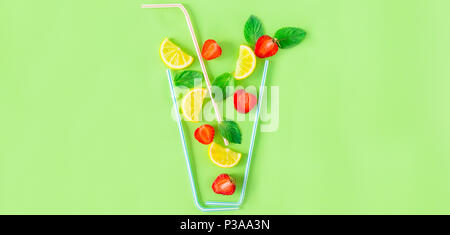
[160,38,194,70]
[181,88,207,122]
[209,142,242,168]
[234,45,256,80]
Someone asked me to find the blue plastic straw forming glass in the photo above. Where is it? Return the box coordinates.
[143,3,270,212]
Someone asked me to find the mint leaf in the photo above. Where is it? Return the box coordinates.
[274,27,307,49]
[174,70,203,88]
[244,15,264,46]
[218,121,242,144]
[211,72,234,101]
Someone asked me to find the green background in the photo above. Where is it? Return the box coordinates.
[1,0,450,214]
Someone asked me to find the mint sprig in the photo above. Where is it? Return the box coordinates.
[174,70,203,88]
[274,27,307,49]
[211,72,234,101]
[218,121,242,144]
[244,15,264,46]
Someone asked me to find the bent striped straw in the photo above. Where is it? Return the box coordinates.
[142,3,229,146]
[144,3,270,211]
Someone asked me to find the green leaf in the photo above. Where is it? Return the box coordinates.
[211,72,234,101]
[244,15,264,46]
[218,121,242,144]
[274,27,307,49]
[174,70,203,88]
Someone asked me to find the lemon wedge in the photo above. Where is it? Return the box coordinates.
[234,45,256,80]
[209,142,242,168]
[160,38,193,70]
[181,88,207,122]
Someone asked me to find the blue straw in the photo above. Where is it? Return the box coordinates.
[166,69,239,212]
[206,59,270,206]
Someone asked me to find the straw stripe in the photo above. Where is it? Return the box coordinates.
[167,69,239,212]
[206,60,270,206]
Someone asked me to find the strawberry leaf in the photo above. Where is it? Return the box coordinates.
[244,15,264,46]
[211,72,234,101]
[218,121,242,144]
[174,70,203,88]
[274,27,307,49]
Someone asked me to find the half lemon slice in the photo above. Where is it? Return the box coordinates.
[160,38,194,70]
[234,45,256,80]
[209,142,242,168]
[181,88,207,122]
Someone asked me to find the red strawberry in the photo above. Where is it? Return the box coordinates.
[194,124,215,145]
[234,89,257,114]
[201,39,222,60]
[254,35,279,58]
[212,174,236,195]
